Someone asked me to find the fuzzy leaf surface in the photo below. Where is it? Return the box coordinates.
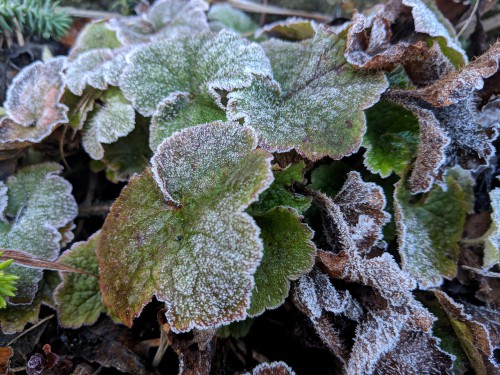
[107,0,209,46]
[0,164,77,305]
[120,30,272,135]
[484,187,500,269]
[248,207,314,316]
[97,122,273,332]
[394,167,474,288]
[69,21,121,60]
[0,58,68,150]
[82,88,136,160]
[227,27,387,160]
[208,4,258,34]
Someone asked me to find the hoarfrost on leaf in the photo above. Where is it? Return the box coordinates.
[394,167,474,288]
[97,121,274,332]
[248,361,296,375]
[484,187,500,269]
[227,27,388,161]
[120,30,273,134]
[81,88,136,160]
[0,164,77,305]
[0,58,68,150]
[208,4,258,35]
[66,49,115,96]
[68,21,121,60]
[107,0,209,46]
[55,232,113,328]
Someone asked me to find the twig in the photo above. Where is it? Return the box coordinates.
[79,203,112,217]
[456,0,480,38]
[6,315,55,346]
[0,249,97,277]
[222,0,331,22]
[461,265,500,278]
[55,6,120,19]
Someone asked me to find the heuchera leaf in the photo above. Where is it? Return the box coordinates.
[90,122,152,183]
[435,291,499,374]
[97,121,273,332]
[66,49,115,96]
[227,27,388,161]
[0,271,60,334]
[247,361,296,375]
[249,162,310,216]
[295,172,452,373]
[55,232,111,328]
[363,100,420,178]
[394,167,474,288]
[208,4,258,35]
[248,207,315,316]
[81,88,136,160]
[387,41,500,193]
[255,18,316,41]
[0,164,77,305]
[484,187,500,269]
[120,29,272,148]
[0,58,68,149]
[107,0,209,46]
[68,21,121,60]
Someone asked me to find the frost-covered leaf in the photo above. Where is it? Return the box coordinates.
[0,58,68,150]
[227,27,388,161]
[248,361,296,375]
[387,41,500,193]
[55,232,111,328]
[66,49,114,96]
[97,122,273,332]
[255,18,316,40]
[249,162,310,215]
[91,122,152,183]
[4,57,68,128]
[346,10,455,85]
[82,88,135,160]
[208,4,257,34]
[0,271,60,334]
[394,167,474,288]
[484,187,500,269]
[374,329,453,374]
[69,21,121,60]
[121,29,272,126]
[363,100,420,178]
[0,164,77,305]
[107,0,209,46]
[248,207,314,316]
[435,291,499,373]
[150,94,225,151]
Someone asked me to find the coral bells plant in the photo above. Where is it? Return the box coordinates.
[0,0,499,374]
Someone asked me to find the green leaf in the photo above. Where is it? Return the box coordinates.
[0,271,60,334]
[150,94,225,151]
[120,30,273,123]
[394,167,474,288]
[249,162,310,216]
[66,49,115,96]
[363,100,420,178]
[107,0,209,46]
[97,122,273,332]
[227,27,388,161]
[256,18,316,41]
[55,231,111,328]
[82,88,136,160]
[483,187,500,269]
[91,121,152,183]
[217,317,253,338]
[208,4,258,35]
[0,255,18,309]
[69,21,121,60]
[0,163,77,305]
[248,207,315,316]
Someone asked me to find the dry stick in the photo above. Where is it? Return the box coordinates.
[456,0,480,38]
[78,202,112,217]
[6,314,55,347]
[0,249,97,277]
[55,6,120,19]
[223,0,331,22]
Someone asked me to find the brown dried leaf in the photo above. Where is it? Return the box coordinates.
[249,361,296,375]
[0,347,13,375]
[435,290,499,373]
